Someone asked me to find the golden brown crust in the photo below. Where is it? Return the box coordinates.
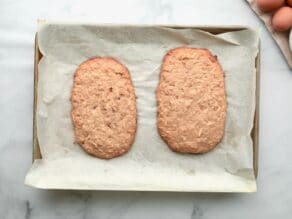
[156,47,226,154]
[71,57,137,159]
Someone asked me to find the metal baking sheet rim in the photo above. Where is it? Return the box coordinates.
[32,25,260,191]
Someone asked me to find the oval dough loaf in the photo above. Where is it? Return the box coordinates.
[71,57,137,159]
[157,47,226,154]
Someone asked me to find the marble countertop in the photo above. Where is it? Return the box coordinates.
[0,0,291,218]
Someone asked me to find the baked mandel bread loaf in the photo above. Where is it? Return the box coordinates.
[156,47,226,154]
[71,57,137,159]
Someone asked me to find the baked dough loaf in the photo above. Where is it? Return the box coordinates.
[71,57,137,159]
[157,47,226,154]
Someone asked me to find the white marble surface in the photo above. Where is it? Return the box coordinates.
[0,0,291,218]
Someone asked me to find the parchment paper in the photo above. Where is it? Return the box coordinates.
[246,0,292,69]
[25,23,259,192]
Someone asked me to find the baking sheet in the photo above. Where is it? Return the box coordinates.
[25,23,259,192]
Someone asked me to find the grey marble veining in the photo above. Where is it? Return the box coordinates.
[0,0,292,218]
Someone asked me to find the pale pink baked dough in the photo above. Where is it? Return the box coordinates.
[71,57,137,159]
[157,47,226,154]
